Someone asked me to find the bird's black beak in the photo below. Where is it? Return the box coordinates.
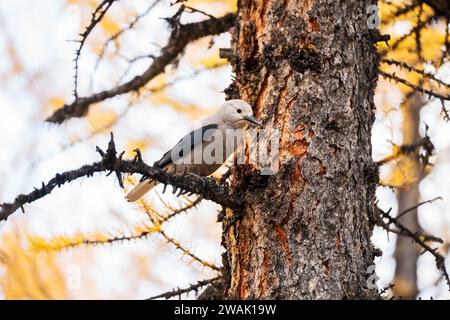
[244,115,263,127]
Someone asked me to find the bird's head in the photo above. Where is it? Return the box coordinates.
[219,99,263,129]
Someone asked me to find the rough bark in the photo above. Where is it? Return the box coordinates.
[223,0,379,299]
[393,94,424,299]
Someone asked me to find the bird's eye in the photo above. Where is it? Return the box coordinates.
[237,108,242,113]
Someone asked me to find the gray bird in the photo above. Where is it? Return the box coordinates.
[126,99,263,202]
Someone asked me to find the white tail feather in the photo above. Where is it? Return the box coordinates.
[126,179,159,202]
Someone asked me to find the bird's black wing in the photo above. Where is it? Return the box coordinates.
[155,123,219,168]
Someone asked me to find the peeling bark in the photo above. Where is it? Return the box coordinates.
[223,0,379,299]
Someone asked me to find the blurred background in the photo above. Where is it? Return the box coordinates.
[0,0,449,299]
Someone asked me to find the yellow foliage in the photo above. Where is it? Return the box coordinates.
[66,0,86,4]
[148,73,169,91]
[382,29,445,66]
[100,16,120,35]
[27,221,160,252]
[419,25,447,62]
[197,50,229,69]
[380,1,447,65]
[382,155,421,188]
[0,228,67,299]
[185,0,237,12]
[125,139,150,158]
[47,96,65,111]
[381,1,435,26]
[6,45,23,75]
[125,174,138,186]
[149,91,212,120]
[86,105,117,132]
[0,223,155,299]
[391,144,402,159]
[226,0,237,12]
[377,0,450,125]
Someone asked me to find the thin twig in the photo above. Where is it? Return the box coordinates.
[158,229,220,271]
[380,71,450,102]
[73,0,118,98]
[378,208,450,291]
[159,196,203,223]
[0,133,242,222]
[47,13,236,123]
[376,136,434,166]
[381,59,450,89]
[147,276,220,300]
[396,196,442,219]
[90,0,163,90]
[29,225,160,251]
[380,14,434,58]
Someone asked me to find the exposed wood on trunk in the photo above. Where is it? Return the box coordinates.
[223,0,379,299]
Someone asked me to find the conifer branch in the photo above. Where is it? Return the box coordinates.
[0,133,242,222]
[147,276,220,300]
[47,12,235,123]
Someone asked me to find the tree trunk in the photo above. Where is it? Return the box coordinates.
[223,0,379,299]
[393,94,424,299]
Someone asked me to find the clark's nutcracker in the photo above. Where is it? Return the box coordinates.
[126,99,263,202]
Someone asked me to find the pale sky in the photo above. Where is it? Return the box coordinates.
[0,0,449,299]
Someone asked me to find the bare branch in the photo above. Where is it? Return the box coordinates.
[29,225,160,251]
[158,196,203,223]
[380,14,434,58]
[34,66,222,169]
[378,283,395,299]
[182,5,216,19]
[158,229,220,271]
[147,276,220,300]
[396,196,442,219]
[380,70,450,103]
[0,133,242,222]
[47,12,236,123]
[90,0,163,89]
[381,59,450,89]
[378,208,450,291]
[138,196,219,271]
[393,2,420,18]
[73,0,118,98]
[376,135,435,166]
